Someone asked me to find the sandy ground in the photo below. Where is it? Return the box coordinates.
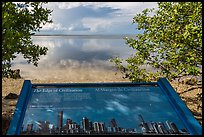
[2,69,129,97]
[2,70,202,134]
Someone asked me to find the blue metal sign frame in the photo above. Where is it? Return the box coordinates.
[7,78,202,135]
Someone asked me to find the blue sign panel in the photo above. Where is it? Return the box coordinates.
[7,78,202,135]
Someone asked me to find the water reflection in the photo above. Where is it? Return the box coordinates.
[11,36,135,80]
[32,36,134,66]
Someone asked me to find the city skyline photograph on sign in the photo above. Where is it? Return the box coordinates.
[21,85,190,135]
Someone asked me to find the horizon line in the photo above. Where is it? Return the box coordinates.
[32,34,137,36]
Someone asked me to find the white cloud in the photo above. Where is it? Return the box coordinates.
[56,2,94,9]
[106,100,130,115]
[46,109,54,112]
[38,2,158,34]
[41,23,67,31]
[82,18,112,32]
[101,2,158,19]
[111,101,129,114]
[53,2,157,12]
[101,2,157,10]
[81,13,135,34]
[106,106,115,111]
[68,23,90,31]
[48,2,157,20]
[81,39,111,52]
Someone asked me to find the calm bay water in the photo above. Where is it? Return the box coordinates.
[11,35,135,81]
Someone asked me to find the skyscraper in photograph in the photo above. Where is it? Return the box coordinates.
[110,118,117,127]
[157,122,168,134]
[82,117,90,132]
[99,122,105,132]
[37,121,43,131]
[93,122,100,132]
[169,122,179,133]
[89,121,93,130]
[57,111,63,129]
[166,121,171,132]
[66,119,72,125]
[147,122,154,133]
[44,121,50,132]
[26,123,33,133]
[138,114,145,123]
[152,122,159,134]
[66,118,72,129]
[138,114,150,133]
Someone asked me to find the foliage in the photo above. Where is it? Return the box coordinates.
[111,2,202,82]
[2,2,52,77]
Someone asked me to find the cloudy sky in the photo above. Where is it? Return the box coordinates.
[37,2,158,35]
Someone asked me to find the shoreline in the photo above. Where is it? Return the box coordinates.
[2,71,129,97]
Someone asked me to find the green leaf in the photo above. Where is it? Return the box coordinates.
[110,2,202,82]
[2,2,53,78]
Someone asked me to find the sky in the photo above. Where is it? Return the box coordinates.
[37,2,158,35]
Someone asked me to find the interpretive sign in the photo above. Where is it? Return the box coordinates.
[7,78,202,135]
